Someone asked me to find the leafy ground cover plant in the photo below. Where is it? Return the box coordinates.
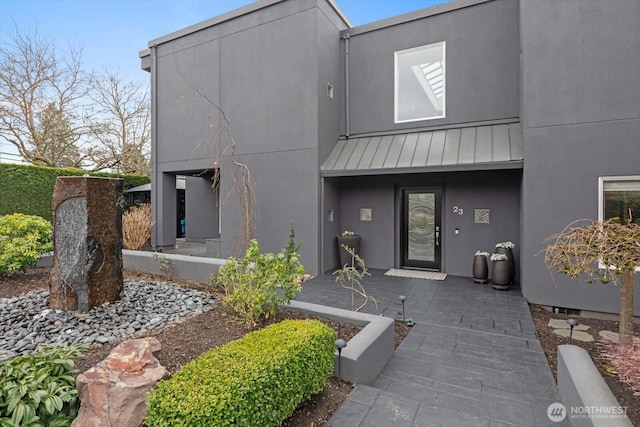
[146,319,336,427]
[213,239,304,327]
[122,203,153,250]
[0,214,52,277]
[0,345,85,427]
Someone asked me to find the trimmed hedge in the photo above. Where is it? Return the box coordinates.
[146,319,336,427]
[0,164,150,222]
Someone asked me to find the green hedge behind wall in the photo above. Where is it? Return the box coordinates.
[0,164,150,222]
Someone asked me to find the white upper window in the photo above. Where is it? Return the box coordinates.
[394,42,446,123]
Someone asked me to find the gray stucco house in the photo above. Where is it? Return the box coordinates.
[140,0,639,318]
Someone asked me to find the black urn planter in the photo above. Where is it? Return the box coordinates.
[337,235,361,267]
[472,255,488,284]
[491,260,511,290]
[494,247,515,283]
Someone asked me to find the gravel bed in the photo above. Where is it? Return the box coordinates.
[0,279,217,360]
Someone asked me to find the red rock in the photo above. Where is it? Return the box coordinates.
[72,337,168,427]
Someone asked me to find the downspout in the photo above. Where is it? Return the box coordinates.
[343,33,350,138]
[150,43,158,249]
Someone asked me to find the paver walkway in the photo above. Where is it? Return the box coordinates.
[294,270,570,427]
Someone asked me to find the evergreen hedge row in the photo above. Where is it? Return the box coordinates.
[146,319,336,427]
[0,164,150,222]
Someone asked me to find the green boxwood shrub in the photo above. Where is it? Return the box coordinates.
[0,214,53,277]
[0,345,84,427]
[146,319,336,427]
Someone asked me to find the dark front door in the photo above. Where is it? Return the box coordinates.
[402,188,442,270]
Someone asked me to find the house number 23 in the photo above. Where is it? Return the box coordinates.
[453,206,463,215]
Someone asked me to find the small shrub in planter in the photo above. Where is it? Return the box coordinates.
[146,319,336,427]
[0,213,53,277]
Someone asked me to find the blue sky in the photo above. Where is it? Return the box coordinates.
[0,0,448,160]
[1,0,449,83]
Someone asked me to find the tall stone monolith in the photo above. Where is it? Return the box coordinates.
[49,176,124,312]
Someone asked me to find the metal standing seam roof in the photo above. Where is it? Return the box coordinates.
[321,122,523,176]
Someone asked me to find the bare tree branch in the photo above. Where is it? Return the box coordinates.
[0,24,92,167]
[87,69,150,174]
[174,63,257,254]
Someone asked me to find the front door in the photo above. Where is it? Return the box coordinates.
[402,188,442,270]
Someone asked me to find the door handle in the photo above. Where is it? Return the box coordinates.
[435,226,440,246]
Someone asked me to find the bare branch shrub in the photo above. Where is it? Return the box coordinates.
[123,204,153,250]
[333,245,378,312]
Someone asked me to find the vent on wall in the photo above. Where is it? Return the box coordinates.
[474,209,490,224]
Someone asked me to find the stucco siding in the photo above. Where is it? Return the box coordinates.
[520,0,640,315]
[345,0,520,135]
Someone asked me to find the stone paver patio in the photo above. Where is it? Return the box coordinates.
[294,270,570,427]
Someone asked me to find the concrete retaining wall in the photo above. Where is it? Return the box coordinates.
[39,251,225,285]
[122,250,225,284]
[557,344,632,427]
[287,300,395,385]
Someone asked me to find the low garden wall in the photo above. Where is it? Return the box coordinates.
[557,344,632,427]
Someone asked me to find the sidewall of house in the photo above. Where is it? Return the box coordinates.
[520,0,640,315]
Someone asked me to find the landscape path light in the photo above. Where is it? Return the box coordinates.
[399,295,414,326]
[335,338,347,379]
[566,318,578,344]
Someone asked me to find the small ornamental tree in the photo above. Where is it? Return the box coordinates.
[543,217,640,346]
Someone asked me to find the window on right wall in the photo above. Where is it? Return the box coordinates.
[599,176,640,225]
[394,42,446,123]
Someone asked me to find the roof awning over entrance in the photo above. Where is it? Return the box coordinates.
[321,122,523,177]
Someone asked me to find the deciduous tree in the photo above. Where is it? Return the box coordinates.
[87,70,150,174]
[0,25,92,167]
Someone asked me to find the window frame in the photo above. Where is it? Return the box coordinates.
[598,175,640,222]
[598,175,640,272]
[394,42,446,124]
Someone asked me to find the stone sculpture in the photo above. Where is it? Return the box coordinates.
[49,176,124,312]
